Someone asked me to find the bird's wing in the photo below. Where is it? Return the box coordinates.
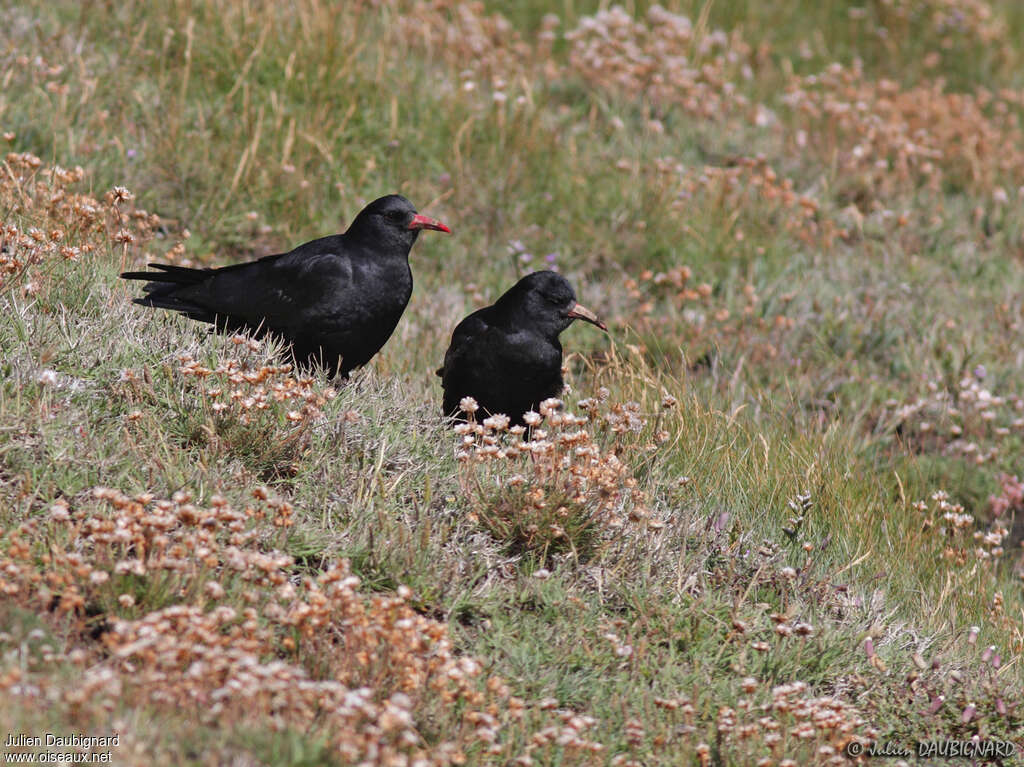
[439,312,491,377]
[164,244,356,334]
[499,329,563,380]
[442,321,558,385]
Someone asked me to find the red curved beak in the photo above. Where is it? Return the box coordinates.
[408,213,451,233]
[567,302,607,331]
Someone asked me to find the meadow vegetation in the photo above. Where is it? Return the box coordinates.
[1,0,1023,763]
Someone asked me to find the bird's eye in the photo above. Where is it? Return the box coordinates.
[386,210,405,222]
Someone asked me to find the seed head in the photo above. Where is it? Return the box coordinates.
[482,414,510,431]
[522,411,542,426]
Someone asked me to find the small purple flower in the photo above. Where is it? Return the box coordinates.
[126,149,137,159]
[713,511,730,532]
[545,253,558,264]
[520,253,533,263]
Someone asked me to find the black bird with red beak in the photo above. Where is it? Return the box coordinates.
[122,194,449,377]
[438,270,607,425]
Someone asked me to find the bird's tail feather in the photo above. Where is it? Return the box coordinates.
[120,263,210,286]
[131,295,215,324]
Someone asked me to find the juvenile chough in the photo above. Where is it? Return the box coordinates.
[121,194,449,376]
[438,270,606,424]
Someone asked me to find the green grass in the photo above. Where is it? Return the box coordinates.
[2,0,1024,764]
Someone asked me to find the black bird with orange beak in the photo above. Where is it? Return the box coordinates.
[438,270,607,425]
[122,194,449,377]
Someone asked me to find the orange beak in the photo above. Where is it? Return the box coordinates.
[408,213,451,233]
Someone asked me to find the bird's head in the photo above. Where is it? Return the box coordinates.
[503,270,607,337]
[347,194,450,253]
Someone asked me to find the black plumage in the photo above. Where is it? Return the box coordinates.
[121,195,449,376]
[438,271,606,424]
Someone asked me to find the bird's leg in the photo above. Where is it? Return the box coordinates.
[327,352,350,384]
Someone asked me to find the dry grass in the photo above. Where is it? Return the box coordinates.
[455,394,654,561]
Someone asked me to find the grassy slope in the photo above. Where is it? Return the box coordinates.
[1,0,1023,764]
